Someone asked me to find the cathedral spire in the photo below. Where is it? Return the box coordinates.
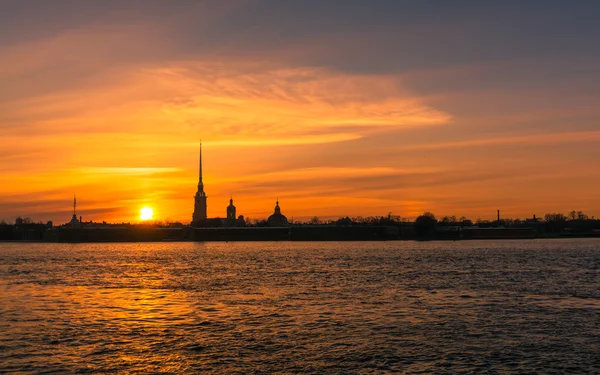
[192,140,208,223]
[69,194,80,227]
[198,140,203,185]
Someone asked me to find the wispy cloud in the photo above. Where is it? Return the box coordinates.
[397,130,600,151]
[72,167,182,176]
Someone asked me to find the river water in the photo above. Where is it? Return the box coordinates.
[1,240,599,374]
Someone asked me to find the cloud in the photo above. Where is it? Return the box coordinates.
[215,166,440,184]
[72,167,182,176]
[396,130,600,152]
[207,134,362,147]
[1,49,452,142]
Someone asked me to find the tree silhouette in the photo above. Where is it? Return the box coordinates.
[415,212,437,237]
[544,213,567,232]
[545,213,567,222]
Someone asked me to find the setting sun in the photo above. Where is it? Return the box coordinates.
[140,207,154,221]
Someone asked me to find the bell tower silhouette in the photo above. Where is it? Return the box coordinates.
[192,142,207,223]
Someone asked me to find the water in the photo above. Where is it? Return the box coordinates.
[1,240,599,374]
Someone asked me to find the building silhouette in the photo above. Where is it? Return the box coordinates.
[69,195,80,227]
[192,142,207,223]
[189,143,283,227]
[227,197,236,220]
[267,199,289,226]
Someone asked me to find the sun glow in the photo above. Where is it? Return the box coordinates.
[140,207,154,221]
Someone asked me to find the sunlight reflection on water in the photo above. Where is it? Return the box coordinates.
[1,240,599,373]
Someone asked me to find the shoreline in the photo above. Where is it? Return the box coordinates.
[3,225,599,243]
[1,236,599,244]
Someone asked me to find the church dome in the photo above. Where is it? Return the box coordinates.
[267,200,289,226]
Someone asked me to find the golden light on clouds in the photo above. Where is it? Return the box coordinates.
[0,58,459,223]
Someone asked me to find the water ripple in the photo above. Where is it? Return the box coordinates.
[0,239,599,373]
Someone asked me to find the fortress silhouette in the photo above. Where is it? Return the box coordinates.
[191,143,288,228]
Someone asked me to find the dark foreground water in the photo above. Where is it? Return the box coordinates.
[1,240,599,374]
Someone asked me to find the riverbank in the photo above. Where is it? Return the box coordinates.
[1,225,598,243]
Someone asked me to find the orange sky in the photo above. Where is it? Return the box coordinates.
[1,1,600,224]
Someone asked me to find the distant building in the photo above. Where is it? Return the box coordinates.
[227,198,236,220]
[68,195,80,227]
[267,199,289,226]
[227,198,236,226]
[192,142,207,224]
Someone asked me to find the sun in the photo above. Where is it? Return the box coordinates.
[140,207,154,221]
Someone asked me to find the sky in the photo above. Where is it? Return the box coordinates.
[1,0,600,224]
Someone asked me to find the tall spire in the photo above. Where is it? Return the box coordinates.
[192,140,208,223]
[69,194,80,227]
[198,140,203,185]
